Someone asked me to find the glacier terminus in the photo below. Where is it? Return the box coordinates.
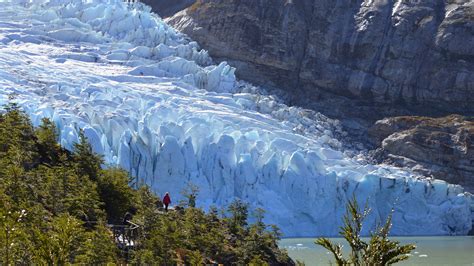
[0,0,471,237]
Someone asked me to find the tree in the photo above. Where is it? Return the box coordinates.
[36,118,61,165]
[73,130,103,181]
[75,223,119,264]
[227,199,248,235]
[37,165,104,222]
[0,102,38,169]
[181,182,199,208]
[316,196,416,265]
[98,168,136,223]
[34,214,85,264]
[0,106,293,265]
[0,197,29,265]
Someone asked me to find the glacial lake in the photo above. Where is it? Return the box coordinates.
[280,236,474,265]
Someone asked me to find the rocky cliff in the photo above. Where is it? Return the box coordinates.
[167,0,474,114]
[141,0,195,18]
[370,115,474,193]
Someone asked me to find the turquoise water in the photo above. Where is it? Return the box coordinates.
[280,237,474,265]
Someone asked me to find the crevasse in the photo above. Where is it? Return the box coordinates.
[0,0,471,236]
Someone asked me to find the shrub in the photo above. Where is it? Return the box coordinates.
[316,196,416,265]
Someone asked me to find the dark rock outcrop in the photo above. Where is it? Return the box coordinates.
[141,0,195,18]
[370,115,474,193]
[167,0,474,114]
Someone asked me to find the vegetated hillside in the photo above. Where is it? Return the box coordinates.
[0,104,292,265]
[168,0,474,115]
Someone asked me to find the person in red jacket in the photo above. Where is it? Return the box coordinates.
[163,192,171,211]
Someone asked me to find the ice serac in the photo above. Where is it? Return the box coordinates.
[0,0,472,236]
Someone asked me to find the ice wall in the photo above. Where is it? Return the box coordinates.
[0,0,471,236]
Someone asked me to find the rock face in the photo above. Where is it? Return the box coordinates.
[167,0,474,114]
[141,0,195,18]
[370,115,474,193]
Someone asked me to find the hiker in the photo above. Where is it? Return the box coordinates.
[163,192,171,211]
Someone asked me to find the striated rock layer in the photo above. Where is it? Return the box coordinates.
[167,0,474,114]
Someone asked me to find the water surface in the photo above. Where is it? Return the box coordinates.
[280,236,474,265]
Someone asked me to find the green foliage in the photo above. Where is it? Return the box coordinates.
[34,214,85,264]
[227,198,248,235]
[0,104,292,265]
[187,249,205,265]
[0,102,37,167]
[35,165,104,221]
[131,199,291,265]
[36,118,61,165]
[98,168,135,223]
[181,182,199,208]
[249,255,269,266]
[316,196,416,265]
[0,197,30,265]
[75,224,119,264]
[0,105,118,264]
[73,129,103,181]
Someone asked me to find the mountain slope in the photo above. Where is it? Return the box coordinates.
[168,0,474,114]
[141,0,195,18]
[0,0,471,236]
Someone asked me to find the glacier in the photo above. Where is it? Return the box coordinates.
[0,0,472,237]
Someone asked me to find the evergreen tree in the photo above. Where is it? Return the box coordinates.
[181,182,199,208]
[36,118,61,165]
[75,223,119,264]
[0,195,29,265]
[0,105,292,265]
[0,102,37,167]
[34,214,85,264]
[98,168,136,223]
[72,129,103,181]
[227,199,248,235]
